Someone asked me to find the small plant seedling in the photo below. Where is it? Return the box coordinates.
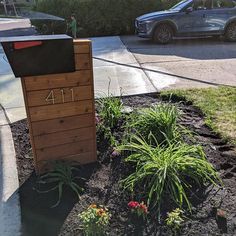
[97,94,123,129]
[216,209,228,233]
[79,204,111,236]
[166,208,184,235]
[38,161,84,208]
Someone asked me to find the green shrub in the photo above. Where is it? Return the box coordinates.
[119,136,221,214]
[128,104,182,145]
[34,0,179,37]
[38,161,84,207]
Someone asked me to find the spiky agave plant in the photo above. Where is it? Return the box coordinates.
[38,161,84,207]
[127,104,182,145]
[119,135,221,216]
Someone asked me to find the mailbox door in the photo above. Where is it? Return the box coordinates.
[1,35,75,77]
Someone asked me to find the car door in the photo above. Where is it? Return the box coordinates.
[204,0,236,32]
[176,0,213,35]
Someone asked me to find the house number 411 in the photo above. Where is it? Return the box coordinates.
[45,88,75,105]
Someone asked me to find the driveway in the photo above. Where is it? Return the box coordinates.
[121,35,236,89]
[1,35,236,123]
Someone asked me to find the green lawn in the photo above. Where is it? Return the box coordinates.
[161,86,236,144]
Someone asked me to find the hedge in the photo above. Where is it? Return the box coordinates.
[34,0,179,37]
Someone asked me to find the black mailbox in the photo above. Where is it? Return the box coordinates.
[1,35,75,77]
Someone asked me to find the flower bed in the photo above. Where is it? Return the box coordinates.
[11,94,236,236]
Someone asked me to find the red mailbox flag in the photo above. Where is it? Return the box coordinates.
[14,41,43,50]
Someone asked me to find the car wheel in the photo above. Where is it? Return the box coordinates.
[225,22,236,42]
[153,24,173,44]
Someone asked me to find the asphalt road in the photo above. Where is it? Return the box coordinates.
[121,35,236,89]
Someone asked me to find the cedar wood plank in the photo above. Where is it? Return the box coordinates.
[27,85,92,107]
[31,113,94,136]
[29,99,93,122]
[34,126,94,149]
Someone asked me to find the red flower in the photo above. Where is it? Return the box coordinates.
[139,203,148,214]
[128,201,139,209]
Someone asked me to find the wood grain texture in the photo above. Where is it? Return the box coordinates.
[29,99,93,122]
[34,126,94,149]
[24,70,91,91]
[75,54,91,70]
[31,113,94,136]
[36,139,95,161]
[27,85,92,107]
[37,151,96,173]
[74,44,90,54]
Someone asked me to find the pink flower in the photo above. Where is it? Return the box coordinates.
[111,149,120,157]
[95,114,101,125]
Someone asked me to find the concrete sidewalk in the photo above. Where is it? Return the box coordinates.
[0,46,26,123]
[0,36,163,123]
[0,107,21,236]
[92,36,158,96]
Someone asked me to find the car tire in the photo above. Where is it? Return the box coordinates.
[153,24,173,44]
[225,22,236,42]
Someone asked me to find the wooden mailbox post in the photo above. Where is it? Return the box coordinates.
[3,38,97,174]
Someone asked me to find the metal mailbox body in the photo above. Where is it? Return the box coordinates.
[1,35,75,77]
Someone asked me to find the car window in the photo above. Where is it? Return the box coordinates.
[213,0,236,8]
[170,0,193,10]
[193,0,213,9]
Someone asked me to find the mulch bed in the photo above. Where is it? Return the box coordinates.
[10,94,236,236]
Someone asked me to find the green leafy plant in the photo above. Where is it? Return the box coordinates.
[38,161,84,207]
[119,135,221,216]
[79,204,111,236]
[97,123,117,146]
[166,208,184,235]
[127,104,182,145]
[97,95,123,129]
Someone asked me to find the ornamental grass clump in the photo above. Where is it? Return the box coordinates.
[120,136,221,215]
[79,204,111,236]
[97,95,123,129]
[128,104,181,145]
[38,162,84,208]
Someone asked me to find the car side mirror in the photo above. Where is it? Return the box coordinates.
[185,7,193,13]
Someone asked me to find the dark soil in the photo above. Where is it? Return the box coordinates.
[11,94,236,236]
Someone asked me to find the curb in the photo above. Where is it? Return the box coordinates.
[0,107,21,236]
